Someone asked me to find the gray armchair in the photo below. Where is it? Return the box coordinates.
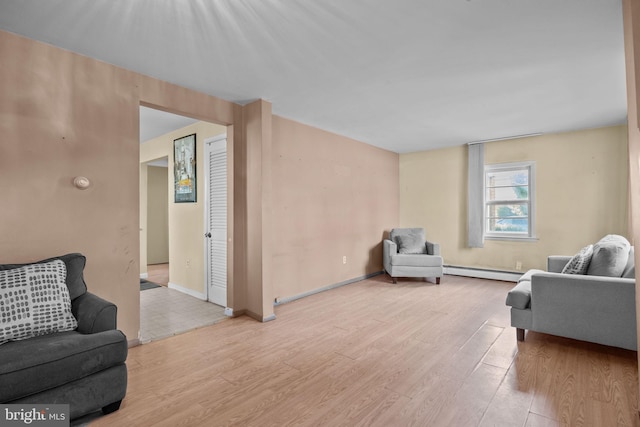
[383,228,443,284]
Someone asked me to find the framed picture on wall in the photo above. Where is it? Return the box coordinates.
[173,133,197,203]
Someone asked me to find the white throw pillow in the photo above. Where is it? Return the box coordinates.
[397,234,427,254]
[586,234,631,277]
[561,245,594,275]
[0,259,78,344]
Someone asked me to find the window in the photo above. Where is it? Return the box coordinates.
[484,162,535,239]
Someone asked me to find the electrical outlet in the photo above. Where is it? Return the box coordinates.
[516,261,522,271]
[186,259,191,268]
[343,256,347,264]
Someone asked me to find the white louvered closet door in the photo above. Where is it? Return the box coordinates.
[205,136,227,307]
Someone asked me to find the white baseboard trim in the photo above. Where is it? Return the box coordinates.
[274,271,384,306]
[263,313,277,322]
[168,282,207,300]
[444,265,521,282]
[128,338,141,348]
[140,273,148,279]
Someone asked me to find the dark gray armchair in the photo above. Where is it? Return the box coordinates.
[0,253,128,420]
[383,228,443,284]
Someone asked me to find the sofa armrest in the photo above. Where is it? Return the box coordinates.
[506,280,532,309]
[530,272,637,349]
[547,256,571,273]
[425,240,440,256]
[72,292,118,334]
[532,271,635,302]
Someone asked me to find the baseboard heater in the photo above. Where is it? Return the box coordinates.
[274,271,384,306]
[444,265,521,282]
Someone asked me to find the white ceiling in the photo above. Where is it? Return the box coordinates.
[0,0,627,153]
[139,106,198,143]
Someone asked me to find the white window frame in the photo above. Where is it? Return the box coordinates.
[484,161,536,241]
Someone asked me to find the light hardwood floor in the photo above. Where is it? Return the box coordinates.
[92,274,639,427]
[146,263,169,286]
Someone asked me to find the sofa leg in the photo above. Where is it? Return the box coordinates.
[392,277,397,284]
[102,400,122,415]
[436,277,441,285]
[516,328,525,342]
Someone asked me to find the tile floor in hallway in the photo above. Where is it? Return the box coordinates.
[140,264,228,343]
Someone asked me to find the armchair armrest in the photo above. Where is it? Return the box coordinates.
[426,240,440,256]
[72,292,118,334]
[383,239,397,256]
[547,256,571,273]
[383,239,397,272]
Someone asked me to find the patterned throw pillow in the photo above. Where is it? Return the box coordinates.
[0,259,78,344]
[561,245,594,275]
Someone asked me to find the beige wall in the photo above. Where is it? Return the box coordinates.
[271,116,399,300]
[0,30,242,342]
[400,125,629,272]
[0,28,398,337]
[140,122,227,296]
[242,100,274,319]
[0,30,143,341]
[147,166,169,265]
[140,165,148,278]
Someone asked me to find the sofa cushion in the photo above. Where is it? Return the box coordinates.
[561,245,594,275]
[517,269,545,283]
[390,254,442,267]
[587,235,631,277]
[0,260,78,344]
[622,247,635,279]
[396,234,427,254]
[0,253,87,301]
[506,280,532,309]
[0,329,127,402]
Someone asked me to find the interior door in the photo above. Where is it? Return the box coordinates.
[205,135,227,307]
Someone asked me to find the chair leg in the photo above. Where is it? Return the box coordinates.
[516,328,525,341]
[102,400,122,415]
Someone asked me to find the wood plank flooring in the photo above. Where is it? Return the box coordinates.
[146,263,169,286]
[91,274,639,427]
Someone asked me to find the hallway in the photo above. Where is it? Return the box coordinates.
[140,264,227,343]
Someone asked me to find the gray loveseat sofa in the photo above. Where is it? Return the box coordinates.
[506,235,637,351]
[0,253,128,420]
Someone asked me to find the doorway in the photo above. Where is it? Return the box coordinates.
[139,106,229,343]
